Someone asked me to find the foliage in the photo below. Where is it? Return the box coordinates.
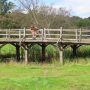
[0,0,90,29]
[77,19,90,28]
[1,44,90,63]
[0,0,15,15]
[29,44,42,62]
[0,15,21,28]
[71,16,90,28]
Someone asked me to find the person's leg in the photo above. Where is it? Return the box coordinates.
[32,31,36,39]
[34,31,36,39]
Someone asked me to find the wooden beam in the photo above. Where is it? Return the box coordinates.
[71,44,81,58]
[79,28,82,42]
[58,46,64,65]
[42,28,45,40]
[22,44,29,64]
[19,30,21,39]
[76,29,78,42]
[24,48,28,64]
[16,44,20,61]
[60,50,63,64]
[23,27,26,38]
[42,44,46,62]
[58,44,67,65]
[60,27,63,41]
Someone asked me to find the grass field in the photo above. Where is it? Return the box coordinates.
[0,63,90,90]
[0,44,90,90]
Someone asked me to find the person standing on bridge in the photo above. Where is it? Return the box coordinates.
[30,25,38,39]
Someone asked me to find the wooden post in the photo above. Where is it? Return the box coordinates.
[71,45,79,58]
[19,30,21,39]
[44,28,46,40]
[23,27,26,38]
[16,44,20,61]
[79,28,82,42]
[76,29,78,42]
[42,44,46,62]
[72,45,77,58]
[42,29,44,40]
[25,48,28,64]
[23,45,28,64]
[8,29,10,39]
[71,44,81,59]
[60,27,63,41]
[58,46,64,65]
[6,29,8,39]
[42,28,45,40]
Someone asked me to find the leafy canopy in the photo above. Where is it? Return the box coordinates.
[0,0,14,15]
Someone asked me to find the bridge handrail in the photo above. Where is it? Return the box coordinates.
[0,28,90,43]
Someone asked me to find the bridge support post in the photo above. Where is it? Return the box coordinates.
[58,46,64,64]
[58,45,67,65]
[16,44,20,62]
[71,45,80,58]
[22,45,29,64]
[25,47,28,64]
[72,45,77,58]
[42,44,46,62]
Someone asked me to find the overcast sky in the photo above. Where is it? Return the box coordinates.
[9,0,90,18]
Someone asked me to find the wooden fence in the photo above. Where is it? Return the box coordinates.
[0,28,90,43]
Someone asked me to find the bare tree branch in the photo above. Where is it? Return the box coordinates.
[16,0,71,28]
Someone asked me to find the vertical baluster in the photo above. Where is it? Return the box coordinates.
[19,29,21,39]
[60,27,63,41]
[24,27,26,38]
[76,29,78,42]
[42,28,45,40]
[9,29,10,39]
[6,29,8,39]
[79,28,82,42]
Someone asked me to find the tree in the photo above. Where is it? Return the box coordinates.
[71,16,90,28]
[0,0,15,15]
[0,15,21,29]
[17,0,39,26]
[16,0,71,28]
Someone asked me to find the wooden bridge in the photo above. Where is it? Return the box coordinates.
[0,28,90,64]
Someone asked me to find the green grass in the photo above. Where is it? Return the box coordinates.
[0,44,90,90]
[0,63,90,90]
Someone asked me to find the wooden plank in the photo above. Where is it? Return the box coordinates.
[45,29,60,31]
[19,30,21,39]
[45,34,60,35]
[81,31,90,33]
[0,28,90,44]
[60,27,63,41]
[76,29,78,42]
[63,29,76,31]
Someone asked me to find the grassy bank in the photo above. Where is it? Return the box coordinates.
[0,63,90,90]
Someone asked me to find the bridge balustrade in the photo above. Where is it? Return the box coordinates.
[0,28,90,43]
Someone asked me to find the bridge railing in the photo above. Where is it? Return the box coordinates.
[0,28,90,43]
[44,28,79,42]
[0,29,25,40]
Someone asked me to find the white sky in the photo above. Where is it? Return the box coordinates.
[9,0,90,18]
[52,0,90,18]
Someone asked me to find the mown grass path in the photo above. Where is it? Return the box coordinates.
[0,63,90,90]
